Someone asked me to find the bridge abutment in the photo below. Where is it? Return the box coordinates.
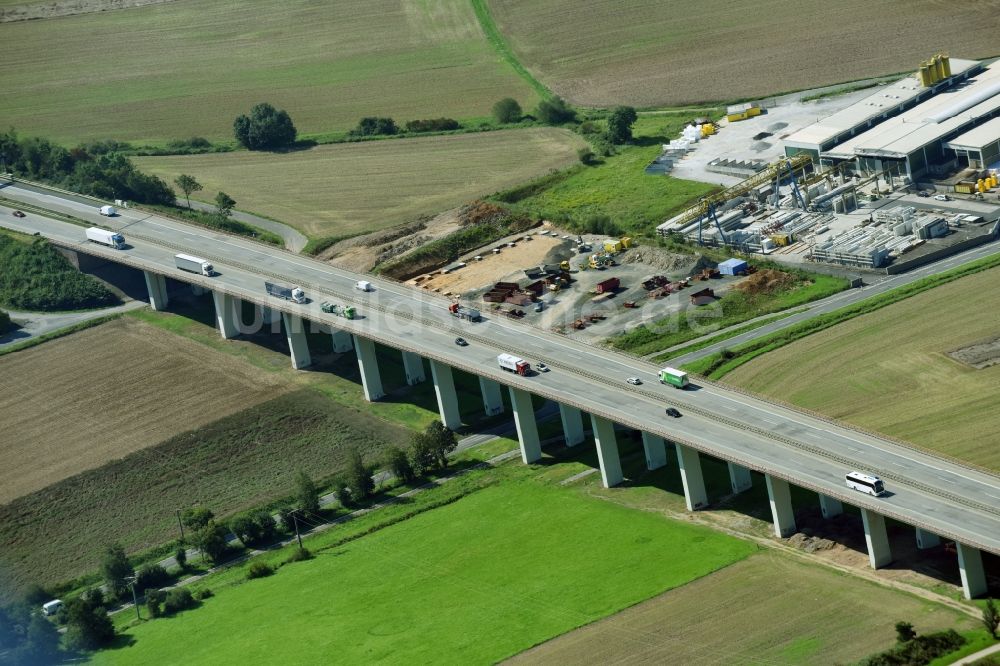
[590,415,623,488]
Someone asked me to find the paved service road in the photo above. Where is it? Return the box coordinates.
[2,185,999,557]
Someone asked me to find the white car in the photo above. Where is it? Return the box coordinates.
[626,377,642,385]
[536,363,549,372]
[933,194,950,202]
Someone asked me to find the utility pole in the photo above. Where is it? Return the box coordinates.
[292,512,303,551]
[126,576,140,622]
[175,510,185,542]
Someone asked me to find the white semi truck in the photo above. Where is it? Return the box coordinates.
[497,353,531,376]
[85,227,125,249]
[174,253,215,276]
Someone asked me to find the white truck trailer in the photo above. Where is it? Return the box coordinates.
[174,253,215,276]
[85,227,125,249]
[497,353,531,376]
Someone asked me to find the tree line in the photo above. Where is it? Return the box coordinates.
[0,234,117,311]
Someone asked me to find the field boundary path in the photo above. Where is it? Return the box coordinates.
[953,642,1000,665]
[0,301,146,348]
[657,238,1000,366]
[186,200,307,253]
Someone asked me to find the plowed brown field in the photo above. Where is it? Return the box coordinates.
[490,0,1000,107]
[0,317,290,503]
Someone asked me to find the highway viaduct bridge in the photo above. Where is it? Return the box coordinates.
[2,182,999,600]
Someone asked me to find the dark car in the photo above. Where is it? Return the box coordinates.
[916,191,930,198]
[455,337,468,347]
[12,210,26,218]
[665,407,682,418]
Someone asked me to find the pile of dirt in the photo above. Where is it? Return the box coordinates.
[457,201,514,227]
[733,269,797,295]
[786,533,836,554]
[618,246,698,275]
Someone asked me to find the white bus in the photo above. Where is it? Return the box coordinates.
[845,471,886,497]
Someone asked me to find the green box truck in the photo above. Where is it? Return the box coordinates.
[659,367,689,389]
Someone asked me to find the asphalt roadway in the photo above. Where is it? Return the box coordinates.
[2,183,999,556]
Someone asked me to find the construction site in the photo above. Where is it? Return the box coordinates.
[656,54,1000,273]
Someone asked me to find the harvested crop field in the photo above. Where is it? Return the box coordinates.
[508,550,974,665]
[488,0,1000,107]
[0,0,536,144]
[0,317,290,503]
[135,129,586,238]
[724,267,1000,471]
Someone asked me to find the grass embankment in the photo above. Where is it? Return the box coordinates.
[139,204,282,246]
[686,251,1000,380]
[0,0,537,144]
[0,231,117,310]
[719,264,1000,472]
[93,473,756,665]
[135,129,585,239]
[493,111,720,236]
[611,269,848,356]
[653,311,800,363]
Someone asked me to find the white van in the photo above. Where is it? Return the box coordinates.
[99,205,116,216]
[355,280,373,292]
[42,600,63,616]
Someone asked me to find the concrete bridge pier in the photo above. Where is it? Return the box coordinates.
[212,291,240,339]
[915,528,940,550]
[330,328,353,353]
[281,312,312,370]
[590,415,623,488]
[675,444,708,511]
[766,475,796,538]
[402,351,426,386]
[143,270,168,311]
[641,433,667,471]
[479,378,504,416]
[560,404,585,447]
[727,462,753,494]
[861,508,892,569]
[429,360,461,430]
[509,387,541,464]
[957,543,987,599]
[352,335,384,401]
[819,494,843,519]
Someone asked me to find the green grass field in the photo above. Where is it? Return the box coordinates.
[724,266,1000,471]
[134,128,585,238]
[510,550,976,665]
[499,111,719,235]
[0,0,536,144]
[93,478,755,664]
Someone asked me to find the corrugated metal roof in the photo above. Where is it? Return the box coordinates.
[944,116,1000,151]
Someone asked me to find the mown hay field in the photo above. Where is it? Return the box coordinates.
[0,0,536,144]
[488,0,1000,107]
[135,128,587,238]
[0,317,290,504]
[724,267,1000,471]
[509,551,975,666]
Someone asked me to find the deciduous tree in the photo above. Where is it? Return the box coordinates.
[214,191,236,218]
[296,470,320,514]
[174,174,202,208]
[492,98,522,124]
[983,598,999,639]
[535,96,576,125]
[233,102,298,150]
[605,106,638,144]
[345,448,375,500]
[100,543,133,602]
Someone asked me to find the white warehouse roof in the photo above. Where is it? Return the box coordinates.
[783,58,980,151]
[825,61,1000,160]
[944,116,1000,151]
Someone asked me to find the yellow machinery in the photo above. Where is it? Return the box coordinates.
[661,153,814,236]
[620,236,632,249]
[918,54,951,87]
[559,260,570,271]
[726,103,762,123]
[603,239,623,253]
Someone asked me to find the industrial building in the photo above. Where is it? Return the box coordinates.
[785,56,1000,181]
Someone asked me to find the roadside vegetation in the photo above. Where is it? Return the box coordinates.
[716,263,1000,472]
[611,267,848,356]
[0,308,10,334]
[492,110,720,236]
[0,230,117,311]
